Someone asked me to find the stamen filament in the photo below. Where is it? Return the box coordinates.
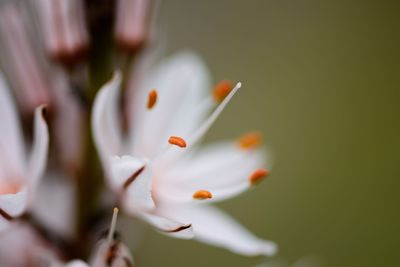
[108,207,119,244]
[188,82,241,147]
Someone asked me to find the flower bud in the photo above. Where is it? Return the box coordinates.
[33,0,89,66]
[115,0,153,53]
[0,2,52,114]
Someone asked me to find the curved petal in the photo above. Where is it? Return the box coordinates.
[111,155,155,212]
[27,105,49,191]
[159,204,277,256]
[0,72,25,179]
[129,52,212,159]
[0,190,28,231]
[0,224,50,266]
[155,142,268,203]
[0,190,27,217]
[32,172,76,238]
[138,211,194,239]
[92,72,123,176]
[65,260,90,267]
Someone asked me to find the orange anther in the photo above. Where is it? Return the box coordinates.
[249,169,270,185]
[237,132,262,149]
[193,190,213,200]
[147,89,158,109]
[213,80,233,103]
[168,136,187,148]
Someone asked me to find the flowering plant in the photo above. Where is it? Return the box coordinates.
[0,1,277,266]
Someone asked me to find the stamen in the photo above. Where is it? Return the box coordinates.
[147,89,158,109]
[193,190,213,200]
[213,80,233,103]
[108,207,119,244]
[249,169,270,185]
[168,136,187,148]
[238,132,262,149]
[188,82,241,147]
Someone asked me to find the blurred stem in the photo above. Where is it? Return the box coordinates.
[74,0,114,258]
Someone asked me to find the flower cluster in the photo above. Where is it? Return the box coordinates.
[0,1,277,266]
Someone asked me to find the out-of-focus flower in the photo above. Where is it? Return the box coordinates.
[0,73,49,231]
[89,209,134,267]
[115,0,154,52]
[0,2,52,114]
[33,0,89,65]
[54,260,89,267]
[0,223,57,267]
[92,52,277,256]
[49,208,133,267]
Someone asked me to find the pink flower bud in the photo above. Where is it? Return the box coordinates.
[33,0,89,65]
[0,3,52,114]
[115,0,153,53]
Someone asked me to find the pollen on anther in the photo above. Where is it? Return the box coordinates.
[168,136,187,148]
[147,89,158,109]
[193,190,213,200]
[249,169,270,185]
[238,132,263,150]
[213,80,233,103]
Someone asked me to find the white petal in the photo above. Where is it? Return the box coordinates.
[92,72,123,175]
[0,223,49,266]
[65,260,90,267]
[111,155,155,212]
[0,217,8,232]
[159,204,277,256]
[138,211,194,239]
[0,190,28,231]
[0,190,27,217]
[31,172,76,238]
[27,105,49,190]
[129,51,212,159]
[0,72,26,179]
[155,142,267,203]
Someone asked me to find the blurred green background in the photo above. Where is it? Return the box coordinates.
[134,1,400,266]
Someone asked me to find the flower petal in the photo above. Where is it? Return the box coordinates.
[65,260,90,267]
[0,190,27,230]
[27,105,49,191]
[138,211,194,239]
[159,204,277,256]
[129,52,212,159]
[155,142,268,203]
[0,190,27,216]
[0,72,26,179]
[31,172,76,238]
[92,72,123,175]
[111,155,155,212]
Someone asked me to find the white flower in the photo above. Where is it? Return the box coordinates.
[0,223,57,266]
[92,52,277,256]
[0,73,49,231]
[49,208,133,267]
